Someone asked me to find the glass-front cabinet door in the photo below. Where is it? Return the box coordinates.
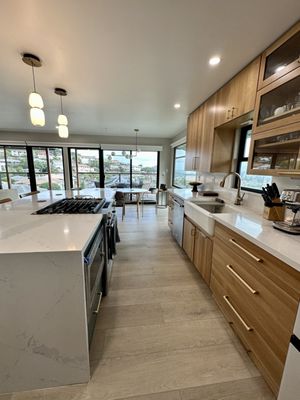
[253,68,300,134]
[249,128,300,177]
[258,22,300,89]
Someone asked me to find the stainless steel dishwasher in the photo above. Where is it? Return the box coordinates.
[172,196,184,246]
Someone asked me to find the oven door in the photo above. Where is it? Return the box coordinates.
[103,212,118,296]
[84,224,105,345]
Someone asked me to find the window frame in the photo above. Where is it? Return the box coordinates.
[32,146,66,191]
[103,149,159,189]
[172,143,196,188]
[68,147,102,189]
[236,126,271,193]
[0,145,32,192]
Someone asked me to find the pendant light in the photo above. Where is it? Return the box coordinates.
[125,129,139,159]
[54,88,69,138]
[22,53,45,127]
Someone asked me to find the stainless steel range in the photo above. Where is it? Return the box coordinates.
[34,197,107,214]
[34,196,118,344]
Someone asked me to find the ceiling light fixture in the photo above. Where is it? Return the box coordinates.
[54,88,69,138]
[209,56,221,66]
[174,103,181,109]
[125,129,140,159]
[22,53,45,127]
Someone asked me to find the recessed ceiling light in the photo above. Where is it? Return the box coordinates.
[174,103,181,109]
[209,56,221,66]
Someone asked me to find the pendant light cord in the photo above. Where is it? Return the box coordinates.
[31,64,37,92]
[60,96,64,114]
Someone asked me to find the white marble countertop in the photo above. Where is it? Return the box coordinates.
[0,189,115,254]
[214,211,300,272]
[168,188,209,201]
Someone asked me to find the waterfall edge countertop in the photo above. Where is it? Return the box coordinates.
[0,189,115,254]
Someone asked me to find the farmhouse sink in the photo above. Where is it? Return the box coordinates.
[184,199,237,236]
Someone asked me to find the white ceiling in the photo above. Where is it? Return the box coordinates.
[0,0,299,138]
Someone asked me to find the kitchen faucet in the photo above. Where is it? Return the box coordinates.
[220,172,244,205]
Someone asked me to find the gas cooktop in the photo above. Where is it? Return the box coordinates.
[35,198,106,214]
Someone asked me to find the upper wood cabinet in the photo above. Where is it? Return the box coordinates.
[248,123,300,177]
[258,21,300,90]
[185,106,203,170]
[253,67,300,135]
[214,57,261,127]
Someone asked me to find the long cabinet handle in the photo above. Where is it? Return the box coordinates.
[223,295,253,332]
[229,239,262,263]
[93,292,103,315]
[226,265,258,294]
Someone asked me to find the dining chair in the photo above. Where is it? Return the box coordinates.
[114,191,126,220]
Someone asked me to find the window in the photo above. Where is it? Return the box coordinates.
[132,152,158,189]
[103,150,159,189]
[236,126,272,192]
[104,151,130,187]
[0,146,31,194]
[70,148,100,188]
[172,143,196,188]
[32,147,65,191]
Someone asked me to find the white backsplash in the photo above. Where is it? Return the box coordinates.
[195,172,300,217]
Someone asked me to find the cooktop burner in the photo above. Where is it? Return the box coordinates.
[35,198,106,214]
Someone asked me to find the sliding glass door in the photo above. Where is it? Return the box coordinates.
[103,150,159,189]
[32,147,65,191]
[132,152,158,189]
[0,146,31,194]
[70,148,101,188]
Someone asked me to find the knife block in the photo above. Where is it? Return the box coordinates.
[263,205,285,221]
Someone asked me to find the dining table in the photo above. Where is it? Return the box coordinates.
[116,188,149,219]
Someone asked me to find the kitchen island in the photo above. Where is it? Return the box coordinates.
[0,189,113,394]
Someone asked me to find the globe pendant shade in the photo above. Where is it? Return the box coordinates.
[58,125,69,138]
[58,114,68,125]
[30,107,45,126]
[29,92,44,108]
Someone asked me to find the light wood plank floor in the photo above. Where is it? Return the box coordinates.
[3,205,275,400]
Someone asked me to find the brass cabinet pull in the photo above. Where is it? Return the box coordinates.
[229,239,262,263]
[191,228,196,236]
[226,264,258,294]
[231,106,237,118]
[227,109,231,119]
[223,295,253,332]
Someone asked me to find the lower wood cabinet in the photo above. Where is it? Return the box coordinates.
[210,222,300,395]
[182,216,213,286]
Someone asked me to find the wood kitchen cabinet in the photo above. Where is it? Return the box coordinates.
[258,21,300,90]
[253,67,300,135]
[185,106,203,170]
[210,222,300,395]
[193,227,213,286]
[185,93,235,174]
[248,124,300,177]
[183,216,213,285]
[214,57,261,127]
[182,217,195,261]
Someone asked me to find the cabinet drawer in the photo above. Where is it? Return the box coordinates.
[211,275,283,394]
[212,238,297,363]
[214,223,300,301]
